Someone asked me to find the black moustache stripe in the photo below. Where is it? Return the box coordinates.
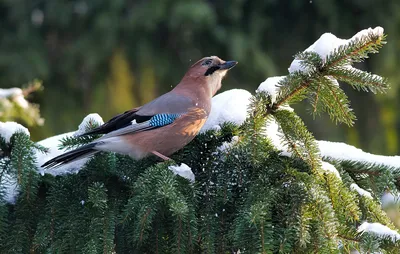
[204,66,220,76]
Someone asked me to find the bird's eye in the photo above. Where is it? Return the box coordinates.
[203,59,212,66]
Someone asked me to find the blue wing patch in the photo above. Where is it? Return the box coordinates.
[149,113,181,127]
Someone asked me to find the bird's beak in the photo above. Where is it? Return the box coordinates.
[218,61,238,70]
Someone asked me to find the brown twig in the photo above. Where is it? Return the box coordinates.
[275,81,311,108]
[337,234,360,242]
[324,39,378,70]
[22,81,42,97]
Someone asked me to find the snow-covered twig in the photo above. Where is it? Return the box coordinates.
[168,163,195,182]
[318,141,400,171]
[289,27,384,74]
[201,89,252,132]
[321,161,341,180]
[0,122,30,143]
[256,76,285,105]
[358,222,400,242]
[350,183,372,199]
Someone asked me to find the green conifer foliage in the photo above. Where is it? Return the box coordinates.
[1,29,400,253]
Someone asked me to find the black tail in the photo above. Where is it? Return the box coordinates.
[42,143,98,169]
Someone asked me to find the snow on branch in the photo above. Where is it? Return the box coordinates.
[321,161,341,180]
[318,140,400,172]
[0,121,30,143]
[0,82,44,126]
[168,163,195,182]
[0,88,29,108]
[350,183,372,199]
[268,26,388,127]
[256,76,285,105]
[201,89,252,132]
[0,121,30,203]
[199,88,398,181]
[358,222,400,242]
[0,113,105,203]
[74,113,104,137]
[289,27,384,74]
[35,113,104,176]
[35,132,77,175]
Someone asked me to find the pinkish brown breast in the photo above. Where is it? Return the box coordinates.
[123,107,208,159]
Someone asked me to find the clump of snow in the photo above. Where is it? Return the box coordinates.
[352,27,384,42]
[201,89,252,132]
[0,88,29,108]
[0,121,30,143]
[321,161,341,180]
[201,89,295,156]
[289,26,384,74]
[168,163,195,182]
[74,113,104,137]
[289,33,347,73]
[34,132,86,176]
[263,118,286,151]
[350,183,372,199]
[217,136,239,153]
[36,113,105,175]
[358,222,400,242]
[318,140,400,170]
[276,104,294,112]
[256,76,285,104]
[381,191,400,208]
[0,88,22,98]
[201,88,295,156]
[326,76,340,87]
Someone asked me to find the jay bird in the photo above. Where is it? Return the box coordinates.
[42,56,237,169]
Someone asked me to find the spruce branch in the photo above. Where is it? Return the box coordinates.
[316,77,356,126]
[59,134,100,150]
[243,93,271,160]
[294,51,323,72]
[322,157,399,194]
[322,173,361,241]
[327,67,389,93]
[298,204,312,248]
[323,34,386,69]
[311,84,322,115]
[269,30,387,128]
[360,198,394,227]
[59,119,103,150]
[139,207,153,243]
[274,110,321,172]
[309,184,340,251]
[273,73,312,108]
[337,234,360,242]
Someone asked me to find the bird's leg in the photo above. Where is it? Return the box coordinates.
[151,151,172,161]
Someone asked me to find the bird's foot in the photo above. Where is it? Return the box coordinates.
[151,151,172,161]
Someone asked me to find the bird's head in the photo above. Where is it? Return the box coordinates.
[184,56,238,96]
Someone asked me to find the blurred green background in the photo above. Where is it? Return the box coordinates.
[1,0,400,155]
